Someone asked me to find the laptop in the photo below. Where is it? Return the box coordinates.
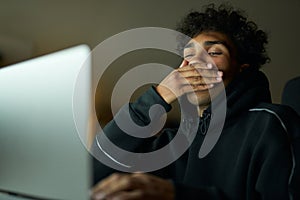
[0,45,93,200]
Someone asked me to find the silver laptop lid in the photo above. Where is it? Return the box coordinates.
[0,45,92,200]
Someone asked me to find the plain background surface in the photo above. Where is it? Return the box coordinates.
[0,0,299,124]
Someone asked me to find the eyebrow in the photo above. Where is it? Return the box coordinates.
[184,42,195,49]
[204,41,229,48]
[184,40,228,49]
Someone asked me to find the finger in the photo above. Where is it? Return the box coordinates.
[185,76,223,85]
[178,64,206,72]
[177,62,217,73]
[192,84,215,91]
[131,173,174,192]
[179,62,214,71]
[92,173,121,193]
[178,83,214,95]
[106,190,144,200]
[179,59,189,68]
[92,173,133,199]
[178,68,222,79]
[130,173,175,200]
[189,61,214,69]
[95,175,141,199]
[193,68,222,78]
[192,62,218,69]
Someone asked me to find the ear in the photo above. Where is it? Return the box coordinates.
[240,64,250,72]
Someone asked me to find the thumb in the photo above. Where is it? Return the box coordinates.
[179,59,189,68]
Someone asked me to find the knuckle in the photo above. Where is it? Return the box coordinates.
[122,178,132,186]
[111,173,122,180]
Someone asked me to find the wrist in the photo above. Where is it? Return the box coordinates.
[155,85,176,104]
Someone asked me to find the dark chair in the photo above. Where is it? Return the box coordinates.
[281,76,300,199]
[282,76,300,116]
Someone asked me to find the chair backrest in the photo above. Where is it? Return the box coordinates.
[281,76,300,199]
[282,76,300,116]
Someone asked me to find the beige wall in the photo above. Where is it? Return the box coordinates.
[0,0,299,123]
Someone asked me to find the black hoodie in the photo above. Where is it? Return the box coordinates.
[92,68,300,200]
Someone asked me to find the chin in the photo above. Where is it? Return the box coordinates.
[186,91,211,106]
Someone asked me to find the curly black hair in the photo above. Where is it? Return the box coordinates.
[176,3,270,69]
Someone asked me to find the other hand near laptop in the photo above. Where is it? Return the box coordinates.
[91,172,174,200]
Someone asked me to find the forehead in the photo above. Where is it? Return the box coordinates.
[185,31,233,50]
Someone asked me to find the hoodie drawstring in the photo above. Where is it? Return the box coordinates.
[199,112,211,135]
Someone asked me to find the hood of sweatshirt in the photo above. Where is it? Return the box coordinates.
[224,67,272,120]
[191,67,272,135]
[176,67,272,137]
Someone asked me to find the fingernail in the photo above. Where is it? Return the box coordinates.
[189,60,201,66]
[218,71,223,76]
[189,61,196,66]
[93,192,106,200]
[216,77,222,81]
[207,63,213,69]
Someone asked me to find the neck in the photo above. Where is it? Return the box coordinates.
[198,105,209,117]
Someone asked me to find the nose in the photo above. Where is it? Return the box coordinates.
[185,43,210,66]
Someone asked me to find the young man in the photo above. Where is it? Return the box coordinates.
[91,4,299,200]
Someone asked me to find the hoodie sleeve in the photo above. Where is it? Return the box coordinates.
[251,104,300,200]
[91,86,227,199]
[247,105,298,200]
[173,183,227,200]
[91,86,172,182]
[172,110,295,200]
[93,86,171,151]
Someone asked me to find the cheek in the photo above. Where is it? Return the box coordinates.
[212,57,230,71]
[213,57,238,86]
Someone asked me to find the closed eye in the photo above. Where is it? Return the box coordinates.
[208,52,222,56]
